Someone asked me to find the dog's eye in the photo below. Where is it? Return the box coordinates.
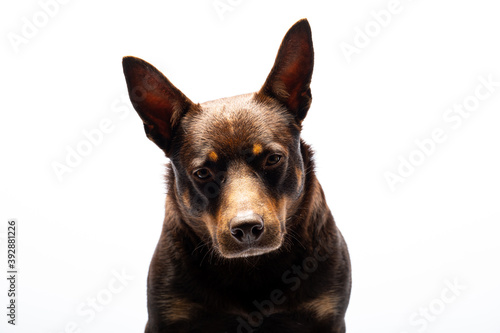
[193,168,212,180]
[265,154,282,166]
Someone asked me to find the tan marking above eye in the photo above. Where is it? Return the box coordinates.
[208,151,218,161]
[253,143,263,155]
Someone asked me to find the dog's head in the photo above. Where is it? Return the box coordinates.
[123,19,313,258]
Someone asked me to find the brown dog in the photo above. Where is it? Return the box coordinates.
[122,19,351,333]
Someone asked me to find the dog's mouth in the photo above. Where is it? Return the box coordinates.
[215,214,285,259]
[220,240,283,259]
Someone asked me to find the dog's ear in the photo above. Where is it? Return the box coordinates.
[257,19,314,124]
[122,56,194,155]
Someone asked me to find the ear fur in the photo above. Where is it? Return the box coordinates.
[257,19,314,123]
[122,56,194,154]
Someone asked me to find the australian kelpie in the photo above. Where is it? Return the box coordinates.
[122,18,351,333]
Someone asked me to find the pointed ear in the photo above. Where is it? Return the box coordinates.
[122,56,194,155]
[257,19,314,124]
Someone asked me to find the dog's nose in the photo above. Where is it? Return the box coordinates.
[229,213,264,243]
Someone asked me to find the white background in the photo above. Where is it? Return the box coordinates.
[1,0,499,332]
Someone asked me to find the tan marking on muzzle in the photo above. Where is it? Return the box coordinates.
[295,167,303,191]
[182,189,191,209]
[215,165,284,257]
[200,212,217,239]
[221,173,264,222]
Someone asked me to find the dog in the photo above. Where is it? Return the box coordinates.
[122,18,351,333]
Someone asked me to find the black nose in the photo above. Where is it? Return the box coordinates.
[229,213,264,243]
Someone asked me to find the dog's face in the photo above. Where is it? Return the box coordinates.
[172,94,305,258]
[123,19,313,258]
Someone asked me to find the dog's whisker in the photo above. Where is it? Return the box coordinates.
[286,229,307,251]
[192,240,208,255]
